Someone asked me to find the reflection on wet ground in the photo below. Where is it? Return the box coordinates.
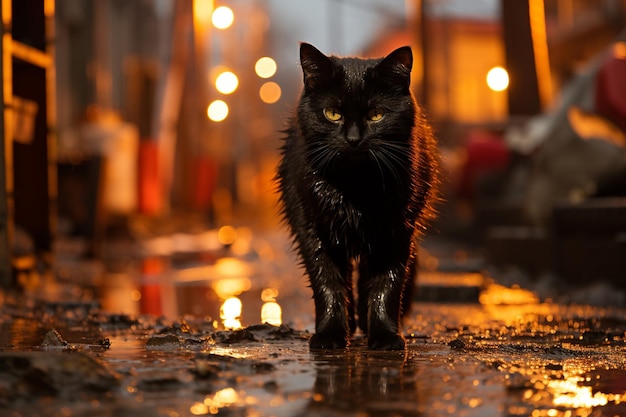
[1,227,626,417]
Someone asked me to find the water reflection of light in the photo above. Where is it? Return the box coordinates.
[203,388,240,414]
[261,288,282,325]
[261,302,282,326]
[479,283,539,305]
[548,376,620,409]
[212,277,251,300]
[220,297,242,330]
[212,257,252,299]
[190,386,242,415]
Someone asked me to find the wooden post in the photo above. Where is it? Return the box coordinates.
[501,0,544,116]
[0,0,56,288]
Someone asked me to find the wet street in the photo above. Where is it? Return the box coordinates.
[1,227,626,417]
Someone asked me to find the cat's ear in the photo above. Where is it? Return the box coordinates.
[377,46,413,88]
[300,43,334,89]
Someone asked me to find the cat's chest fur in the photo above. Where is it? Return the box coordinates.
[305,169,405,255]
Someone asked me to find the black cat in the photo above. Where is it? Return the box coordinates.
[277,43,438,350]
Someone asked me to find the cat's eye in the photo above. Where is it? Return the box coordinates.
[367,108,385,122]
[323,107,343,122]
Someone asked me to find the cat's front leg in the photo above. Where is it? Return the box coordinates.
[366,260,409,350]
[302,242,352,349]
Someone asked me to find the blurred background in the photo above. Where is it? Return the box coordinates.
[1,0,625,320]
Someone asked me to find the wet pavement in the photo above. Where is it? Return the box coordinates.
[1,227,626,417]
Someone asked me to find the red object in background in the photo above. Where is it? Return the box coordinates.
[140,257,164,316]
[595,44,626,133]
[139,140,162,215]
[192,156,218,211]
[458,129,511,199]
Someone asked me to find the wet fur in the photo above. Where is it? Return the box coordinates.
[276,43,438,350]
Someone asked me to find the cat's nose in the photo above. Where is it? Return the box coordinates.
[346,124,361,147]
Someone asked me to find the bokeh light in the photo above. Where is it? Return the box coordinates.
[261,301,282,326]
[207,99,229,122]
[254,57,277,79]
[220,297,243,330]
[486,66,509,92]
[212,6,234,29]
[259,81,281,104]
[215,71,239,94]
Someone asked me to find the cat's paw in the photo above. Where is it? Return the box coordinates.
[368,333,406,351]
[310,332,349,350]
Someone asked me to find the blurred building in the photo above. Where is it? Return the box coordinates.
[1,0,625,288]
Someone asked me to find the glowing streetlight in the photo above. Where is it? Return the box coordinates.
[215,71,239,94]
[255,57,277,79]
[212,6,234,29]
[207,99,229,122]
[259,81,281,104]
[486,66,509,92]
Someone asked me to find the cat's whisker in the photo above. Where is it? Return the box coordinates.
[368,149,388,192]
[306,145,339,175]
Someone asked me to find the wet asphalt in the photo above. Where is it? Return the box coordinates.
[1,228,625,417]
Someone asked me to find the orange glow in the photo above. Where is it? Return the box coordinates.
[479,283,539,305]
[528,0,553,109]
[212,277,251,299]
[261,288,279,302]
[259,82,281,104]
[218,225,237,245]
[549,377,614,408]
[207,99,228,122]
[220,297,243,329]
[193,0,214,25]
[212,6,234,29]
[203,388,240,414]
[230,227,253,256]
[189,401,209,415]
[214,257,252,278]
[261,302,282,326]
[255,57,277,79]
[613,42,626,59]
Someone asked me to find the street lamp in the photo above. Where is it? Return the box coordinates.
[207,99,229,122]
[215,71,239,94]
[486,66,509,92]
[254,57,277,79]
[212,6,234,30]
[259,81,281,104]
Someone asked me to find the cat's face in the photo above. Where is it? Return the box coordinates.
[297,43,416,172]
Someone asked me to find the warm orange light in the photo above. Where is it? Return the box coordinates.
[193,0,214,24]
[213,277,252,299]
[486,66,509,92]
[528,0,553,108]
[220,297,243,329]
[613,41,626,59]
[218,225,237,245]
[212,6,234,29]
[261,302,282,326]
[203,388,240,414]
[261,288,279,302]
[190,402,209,415]
[550,377,611,408]
[215,71,239,94]
[207,99,229,122]
[259,82,281,104]
[255,57,277,79]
